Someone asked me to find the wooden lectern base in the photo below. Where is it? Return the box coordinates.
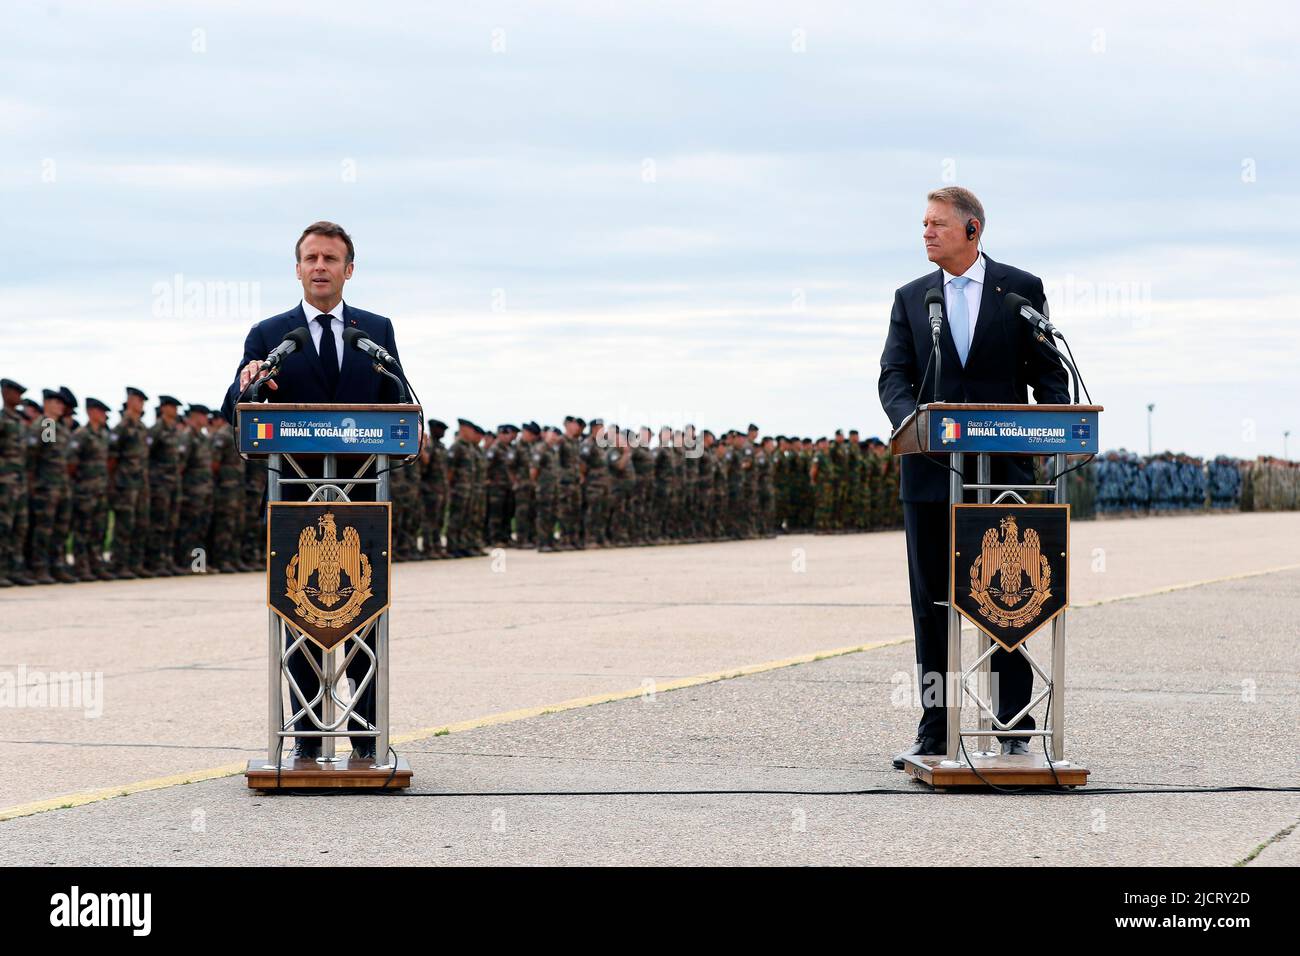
[245,756,412,791]
[902,753,1089,789]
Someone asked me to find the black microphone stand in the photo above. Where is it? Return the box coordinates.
[371,362,409,404]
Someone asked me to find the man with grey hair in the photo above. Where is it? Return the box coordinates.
[878,186,1069,769]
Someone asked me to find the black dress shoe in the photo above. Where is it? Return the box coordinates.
[892,735,946,770]
[350,742,376,761]
[1001,739,1031,756]
[289,744,321,761]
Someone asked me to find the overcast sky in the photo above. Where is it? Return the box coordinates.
[3,1,1297,458]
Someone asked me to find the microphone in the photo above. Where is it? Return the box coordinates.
[924,287,944,343]
[1004,292,1059,338]
[342,327,399,368]
[261,327,311,370]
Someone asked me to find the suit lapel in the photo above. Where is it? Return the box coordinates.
[335,304,369,399]
[967,256,1004,364]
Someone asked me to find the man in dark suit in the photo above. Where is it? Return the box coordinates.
[878,187,1069,770]
[224,221,405,764]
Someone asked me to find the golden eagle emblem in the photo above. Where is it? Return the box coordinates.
[969,514,1051,629]
[285,512,373,630]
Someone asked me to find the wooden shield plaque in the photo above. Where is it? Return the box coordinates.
[267,502,391,649]
[951,504,1069,651]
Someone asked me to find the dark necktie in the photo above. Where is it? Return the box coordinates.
[315,315,340,397]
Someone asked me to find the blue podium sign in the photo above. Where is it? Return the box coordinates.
[927,405,1098,454]
[237,404,419,456]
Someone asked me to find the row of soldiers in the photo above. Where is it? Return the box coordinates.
[1,380,258,586]
[9,376,1293,584]
[1092,450,1300,514]
[387,420,904,559]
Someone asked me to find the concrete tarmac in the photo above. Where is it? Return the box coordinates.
[0,512,1296,864]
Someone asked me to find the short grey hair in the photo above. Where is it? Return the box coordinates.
[927,186,985,233]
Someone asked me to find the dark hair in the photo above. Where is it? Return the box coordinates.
[295,221,355,263]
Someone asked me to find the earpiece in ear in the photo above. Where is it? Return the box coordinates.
[966,219,977,241]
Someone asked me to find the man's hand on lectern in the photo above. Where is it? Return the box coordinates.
[239,359,278,393]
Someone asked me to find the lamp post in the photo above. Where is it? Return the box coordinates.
[1146,403,1155,457]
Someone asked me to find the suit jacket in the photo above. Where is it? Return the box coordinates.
[878,255,1069,503]
[221,303,403,421]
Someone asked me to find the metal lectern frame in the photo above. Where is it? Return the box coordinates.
[944,451,1070,766]
[262,451,394,770]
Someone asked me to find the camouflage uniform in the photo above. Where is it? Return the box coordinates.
[241,456,267,566]
[581,432,611,547]
[174,425,213,569]
[207,421,245,571]
[812,446,836,533]
[609,442,635,545]
[26,416,73,581]
[108,413,150,576]
[630,443,654,545]
[420,437,450,556]
[484,437,513,547]
[531,436,559,549]
[755,445,776,537]
[0,405,28,584]
[146,417,184,572]
[446,435,477,554]
[510,437,534,548]
[652,441,676,543]
[68,420,111,580]
[557,433,582,547]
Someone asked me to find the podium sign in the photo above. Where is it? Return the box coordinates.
[239,404,419,456]
[951,504,1069,651]
[930,406,1099,455]
[267,503,392,650]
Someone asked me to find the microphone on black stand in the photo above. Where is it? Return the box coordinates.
[924,287,945,403]
[1005,293,1083,404]
[342,327,410,403]
[244,327,311,402]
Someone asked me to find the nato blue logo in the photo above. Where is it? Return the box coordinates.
[1070,424,1091,440]
[389,425,410,440]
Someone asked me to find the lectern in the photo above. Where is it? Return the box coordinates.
[890,402,1103,788]
[237,403,419,790]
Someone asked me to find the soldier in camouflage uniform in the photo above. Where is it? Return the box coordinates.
[509,424,534,549]
[811,437,836,534]
[391,445,422,561]
[650,427,675,544]
[206,408,245,572]
[484,425,515,547]
[26,389,75,584]
[0,378,35,586]
[106,387,150,578]
[174,404,214,572]
[420,419,450,558]
[68,397,113,581]
[756,436,777,537]
[581,419,612,548]
[527,423,560,551]
[144,396,183,576]
[557,417,584,549]
[469,424,488,551]
[630,427,654,545]
[702,435,719,538]
[445,419,481,557]
[607,427,635,546]
[240,456,267,570]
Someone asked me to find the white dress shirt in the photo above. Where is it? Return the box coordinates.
[302,299,345,370]
[942,253,985,351]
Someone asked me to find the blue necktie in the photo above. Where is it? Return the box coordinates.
[949,276,972,366]
[316,316,340,396]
